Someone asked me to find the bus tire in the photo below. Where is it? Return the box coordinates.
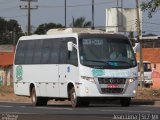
[81,99,90,107]
[31,87,47,106]
[69,87,81,108]
[120,97,131,107]
[40,97,48,106]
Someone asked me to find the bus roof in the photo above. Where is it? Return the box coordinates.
[46,28,104,34]
[19,28,128,41]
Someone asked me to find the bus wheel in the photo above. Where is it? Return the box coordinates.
[69,87,81,108]
[41,97,48,106]
[80,99,90,107]
[120,97,131,107]
[31,87,47,106]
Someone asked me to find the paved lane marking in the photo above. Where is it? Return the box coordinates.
[19,106,27,108]
[8,105,73,110]
[0,105,13,108]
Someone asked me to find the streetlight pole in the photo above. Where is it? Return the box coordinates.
[136,0,144,88]
[28,0,31,35]
[117,0,119,7]
[65,0,67,28]
[92,0,94,29]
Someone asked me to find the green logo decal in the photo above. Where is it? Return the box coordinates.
[92,69,105,77]
[16,65,23,81]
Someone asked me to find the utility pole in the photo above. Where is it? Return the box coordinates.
[20,0,38,35]
[12,28,16,51]
[121,0,124,31]
[116,0,119,32]
[136,0,144,88]
[64,0,67,28]
[117,0,119,7]
[92,0,94,29]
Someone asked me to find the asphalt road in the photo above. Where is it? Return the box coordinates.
[0,102,160,120]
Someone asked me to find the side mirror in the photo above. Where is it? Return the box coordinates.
[67,42,73,51]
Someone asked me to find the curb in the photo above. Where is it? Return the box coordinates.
[154,101,160,106]
[132,99,160,106]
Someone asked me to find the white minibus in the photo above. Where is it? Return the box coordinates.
[13,28,138,107]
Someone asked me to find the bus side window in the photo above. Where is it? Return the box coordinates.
[41,39,52,64]
[64,37,78,66]
[24,41,35,64]
[15,41,26,65]
[59,41,68,64]
[32,40,43,64]
[48,39,60,64]
[68,48,78,66]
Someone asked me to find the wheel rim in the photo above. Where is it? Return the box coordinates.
[32,90,36,103]
[71,91,76,106]
[32,94,35,103]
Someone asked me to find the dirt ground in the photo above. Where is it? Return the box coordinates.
[0,86,160,103]
[0,86,31,103]
[135,87,160,100]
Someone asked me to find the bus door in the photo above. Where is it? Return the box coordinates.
[59,41,68,97]
[43,39,59,97]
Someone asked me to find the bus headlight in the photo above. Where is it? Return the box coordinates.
[81,76,96,83]
[129,78,134,83]
[128,77,137,84]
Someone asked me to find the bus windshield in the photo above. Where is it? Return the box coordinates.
[79,37,137,69]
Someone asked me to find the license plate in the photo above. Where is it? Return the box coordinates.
[107,84,119,88]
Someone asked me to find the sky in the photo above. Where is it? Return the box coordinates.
[0,0,160,35]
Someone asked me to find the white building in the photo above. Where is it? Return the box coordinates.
[106,8,142,33]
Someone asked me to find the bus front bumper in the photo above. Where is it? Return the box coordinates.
[76,80,138,98]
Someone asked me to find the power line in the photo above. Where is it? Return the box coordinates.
[3,14,27,19]
[143,22,160,26]
[40,1,116,9]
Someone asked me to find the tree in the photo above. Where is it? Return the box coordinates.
[0,17,24,44]
[34,23,64,35]
[141,0,160,18]
[0,17,7,33]
[70,17,91,28]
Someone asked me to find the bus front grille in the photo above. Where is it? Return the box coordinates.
[98,78,126,84]
[98,78,127,94]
